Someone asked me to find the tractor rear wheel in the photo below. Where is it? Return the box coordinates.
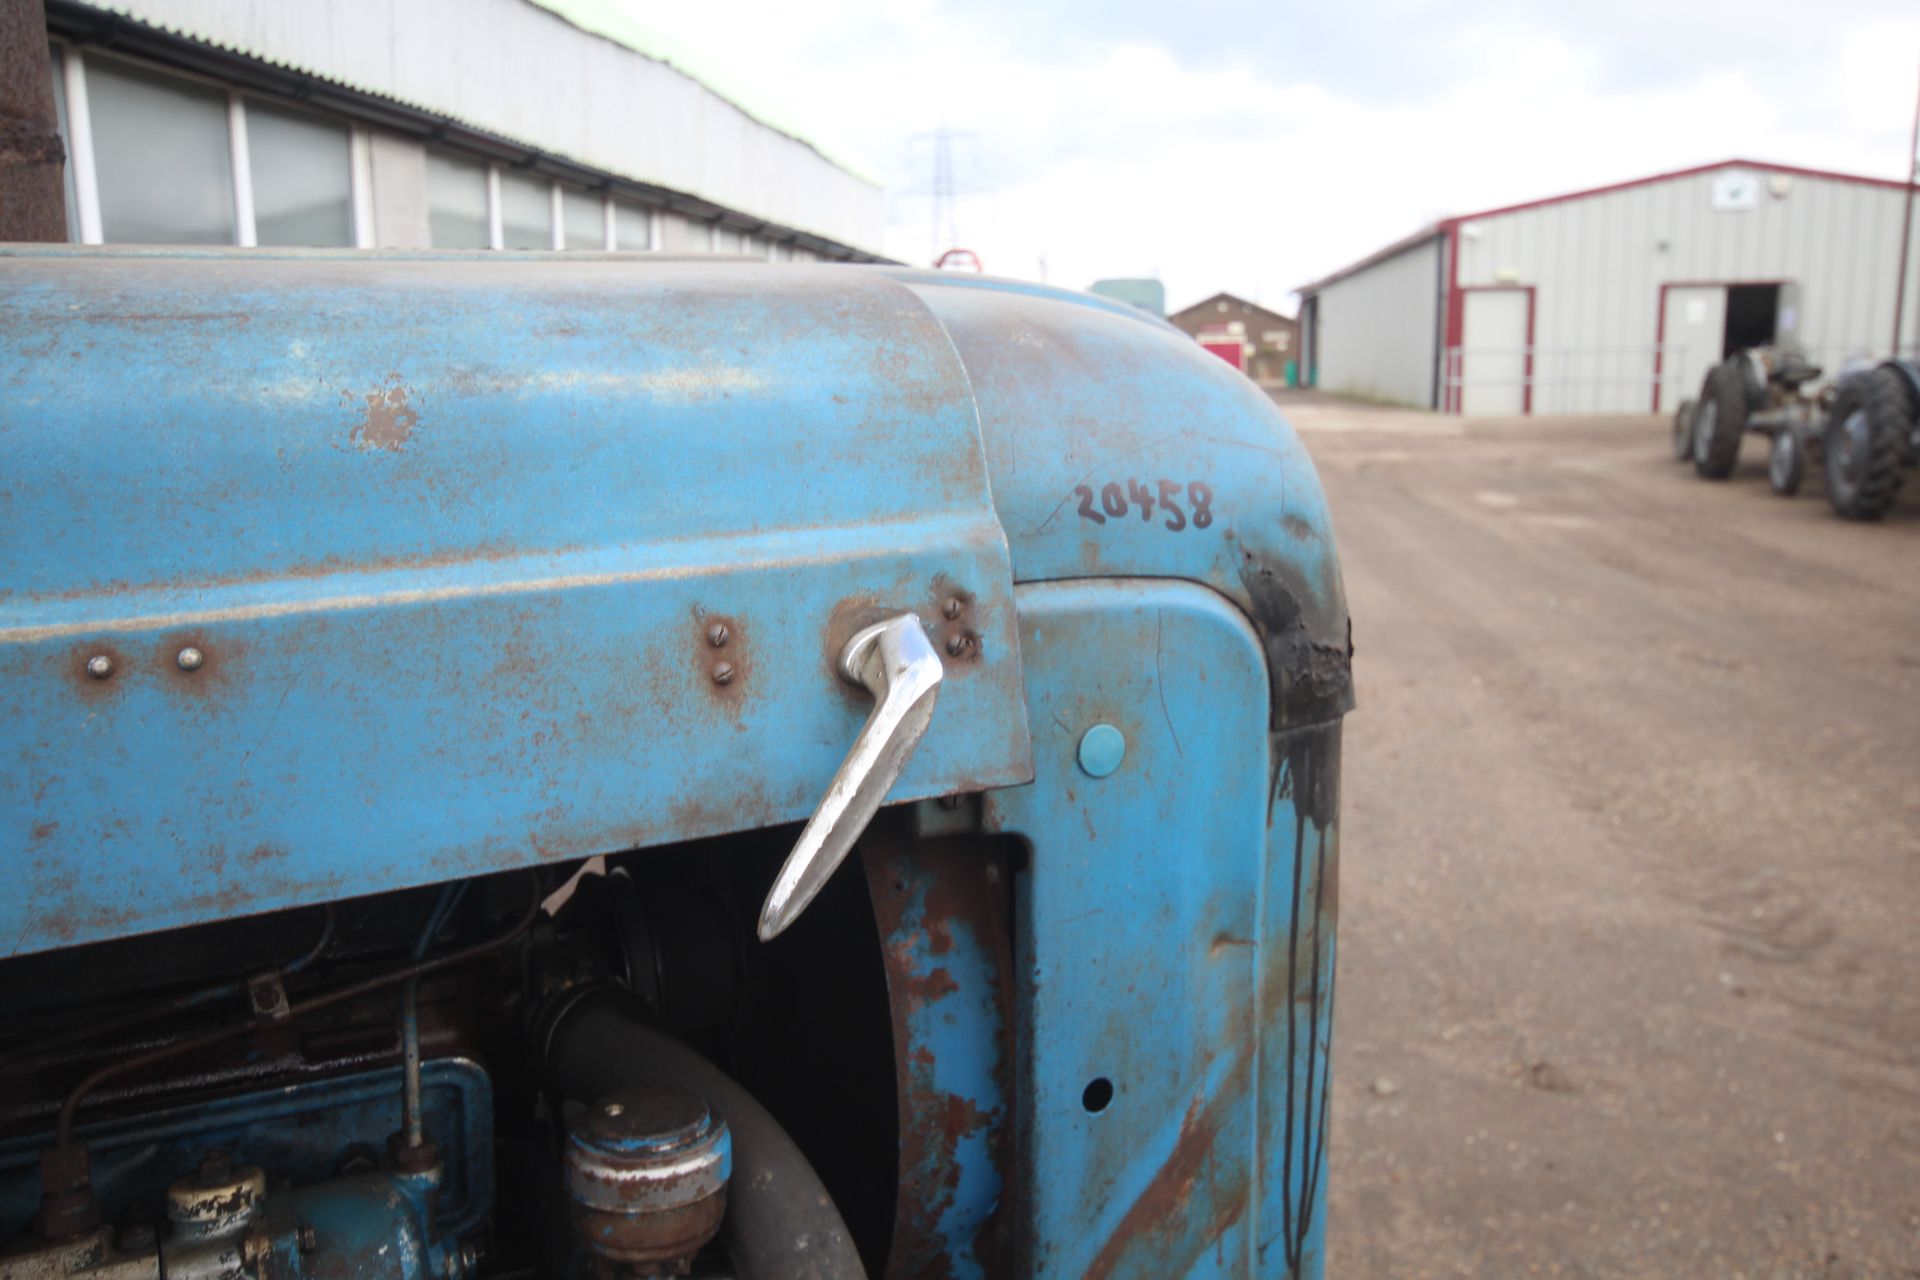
[1824,366,1915,521]
[1692,364,1746,480]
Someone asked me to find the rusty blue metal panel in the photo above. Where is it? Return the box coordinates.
[863,831,1012,1280]
[981,578,1339,1279]
[0,248,1032,956]
[889,270,1352,733]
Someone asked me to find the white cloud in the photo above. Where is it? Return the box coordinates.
[617,1,1919,315]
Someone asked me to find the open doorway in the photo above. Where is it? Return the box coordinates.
[1723,284,1779,355]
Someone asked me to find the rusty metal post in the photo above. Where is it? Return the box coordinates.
[0,0,66,242]
[1894,56,1919,359]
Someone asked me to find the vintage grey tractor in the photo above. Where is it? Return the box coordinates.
[1676,346,1829,494]
[1675,348,1920,518]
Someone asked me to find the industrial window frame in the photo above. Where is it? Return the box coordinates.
[50,39,791,260]
[52,40,366,249]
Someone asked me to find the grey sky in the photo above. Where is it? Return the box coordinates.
[631,0,1919,313]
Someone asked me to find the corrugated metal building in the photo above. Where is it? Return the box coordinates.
[1297,159,1920,416]
[37,0,887,260]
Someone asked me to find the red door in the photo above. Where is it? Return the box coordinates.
[1201,339,1244,371]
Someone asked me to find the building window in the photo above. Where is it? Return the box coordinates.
[53,44,370,248]
[44,42,841,259]
[560,186,601,249]
[613,200,652,250]
[498,170,549,250]
[86,54,234,244]
[425,151,489,248]
[656,212,701,252]
[246,99,352,247]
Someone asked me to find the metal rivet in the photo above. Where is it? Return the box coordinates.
[706,622,729,648]
[1077,724,1126,778]
[176,646,204,672]
[85,654,113,680]
[603,1102,624,1117]
[942,598,964,620]
[710,662,734,686]
[945,634,966,657]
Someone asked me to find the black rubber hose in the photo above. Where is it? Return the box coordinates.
[539,986,867,1280]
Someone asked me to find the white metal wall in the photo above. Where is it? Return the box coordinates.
[95,0,886,255]
[1310,234,1442,408]
[1455,166,1920,414]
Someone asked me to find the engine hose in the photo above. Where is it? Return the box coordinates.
[538,985,867,1280]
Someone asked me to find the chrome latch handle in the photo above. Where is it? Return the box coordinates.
[758,614,943,940]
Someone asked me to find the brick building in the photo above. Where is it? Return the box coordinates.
[1167,292,1299,380]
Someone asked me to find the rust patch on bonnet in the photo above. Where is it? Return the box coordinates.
[67,642,127,702]
[348,373,421,452]
[692,608,750,714]
[929,574,983,672]
[152,634,243,702]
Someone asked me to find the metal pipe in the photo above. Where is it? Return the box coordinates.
[400,978,425,1148]
[56,871,540,1146]
[397,882,463,1151]
[1893,57,1920,358]
[539,986,866,1280]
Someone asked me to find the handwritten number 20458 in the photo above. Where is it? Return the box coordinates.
[1075,479,1213,531]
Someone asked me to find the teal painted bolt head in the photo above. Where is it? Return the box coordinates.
[1077,724,1126,778]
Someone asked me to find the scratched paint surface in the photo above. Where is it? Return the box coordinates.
[889,270,1352,733]
[0,249,1032,955]
[982,579,1339,1279]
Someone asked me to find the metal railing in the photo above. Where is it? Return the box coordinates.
[1441,339,1920,416]
[1439,344,1694,416]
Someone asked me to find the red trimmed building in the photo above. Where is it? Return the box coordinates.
[1167,292,1299,382]
[1295,159,1920,416]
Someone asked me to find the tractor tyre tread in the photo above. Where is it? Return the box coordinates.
[1693,363,1746,480]
[1825,366,1915,521]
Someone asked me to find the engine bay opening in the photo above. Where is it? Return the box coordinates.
[0,825,912,1280]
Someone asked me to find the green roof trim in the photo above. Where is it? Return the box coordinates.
[523,0,883,188]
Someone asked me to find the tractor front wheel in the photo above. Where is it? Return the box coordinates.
[1693,363,1747,480]
[1768,429,1804,496]
[1671,398,1696,461]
